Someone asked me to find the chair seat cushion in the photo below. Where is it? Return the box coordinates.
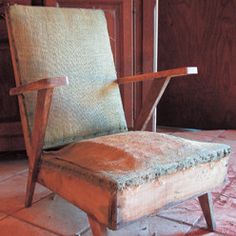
[42,131,230,191]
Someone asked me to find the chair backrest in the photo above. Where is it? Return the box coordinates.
[7,5,128,148]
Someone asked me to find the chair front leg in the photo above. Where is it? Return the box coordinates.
[198,192,216,231]
[88,215,108,236]
[25,88,54,207]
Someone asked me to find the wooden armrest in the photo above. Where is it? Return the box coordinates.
[117,67,198,84]
[9,77,69,96]
[133,66,198,131]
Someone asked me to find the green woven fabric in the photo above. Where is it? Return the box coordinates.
[8,5,128,148]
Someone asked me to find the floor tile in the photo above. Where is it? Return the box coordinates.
[195,195,236,236]
[0,212,7,221]
[157,126,196,134]
[212,138,236,154]
[0,174,51,214]
[223,178,236,199]
[172,132,215,142]
[158,198,202,226]
[212,172,233,198]
[106,217,152,236]
[14,195,89,236]
[84,215,191,236]
[187,228,224,235]
[122,215,191,236]
[218,130,236,141]
[0,216,58,236]
[0,157,27,182]
[211,183,228,200]
[227,167,236,182]
[228,154,236,175]
[190,130,225,138]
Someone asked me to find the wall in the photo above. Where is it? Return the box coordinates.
[157,0,236,129]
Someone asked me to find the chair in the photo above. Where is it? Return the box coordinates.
[6,5,230,235]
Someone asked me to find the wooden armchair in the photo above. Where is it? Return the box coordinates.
[7,5,230,236]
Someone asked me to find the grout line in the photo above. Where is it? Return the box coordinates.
[221,192,236,200]
[186,189,236,235]
[217,178,236,199]
[0,168,28,183]
[156,214,194,228]
[0,214,9,222]
[0,192,54,221]
[76,225,90,236]
[2,189,91,236]
[12,192,55,215]
[0,193,62,235]
[1,214,63,236]
[216,130,227,137]
[184,214,203,235]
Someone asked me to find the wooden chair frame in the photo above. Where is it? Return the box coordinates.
[6,9,217,235]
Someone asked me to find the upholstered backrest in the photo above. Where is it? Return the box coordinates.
[7,5,128,148]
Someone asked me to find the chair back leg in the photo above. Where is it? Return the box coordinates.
[88,215,108,236]
[198,192,216,231]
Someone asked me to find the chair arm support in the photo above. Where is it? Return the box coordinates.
[133,67,198,131]
[9,76,68,171]
[117,67,198,84]
[9,77,69,96]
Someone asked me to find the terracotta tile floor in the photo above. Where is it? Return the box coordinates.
[0,129,236,236]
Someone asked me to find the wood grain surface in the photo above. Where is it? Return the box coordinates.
[158,0,236,129]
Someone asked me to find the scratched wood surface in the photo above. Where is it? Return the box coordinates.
[158,0,236,129]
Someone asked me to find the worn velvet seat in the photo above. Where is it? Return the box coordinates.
[7,5,230,235]
[40,131,230,228]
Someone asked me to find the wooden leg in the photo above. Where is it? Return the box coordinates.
[25,169,37,207]
[198,192,216,231]
[88,215,108,236]
[49,193,56,200]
